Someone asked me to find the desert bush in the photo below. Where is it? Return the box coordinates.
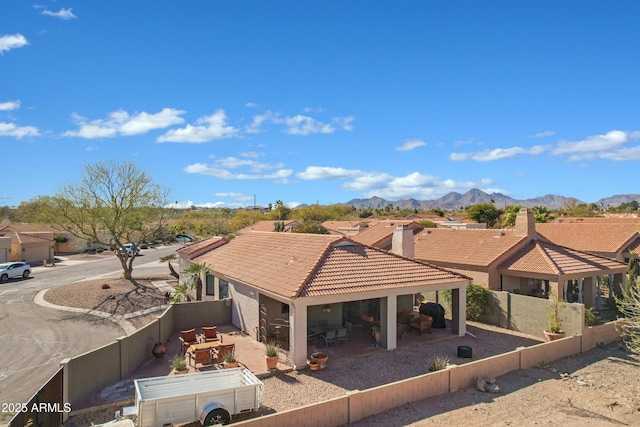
[440,283,490,321]
[429,355,450,372]
[584,307,602,326]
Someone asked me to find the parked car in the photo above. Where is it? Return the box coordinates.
[0,262,31,282]
[117,243,140,257]
[176,234,194,242]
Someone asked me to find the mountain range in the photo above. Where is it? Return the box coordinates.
[343,189,640,211]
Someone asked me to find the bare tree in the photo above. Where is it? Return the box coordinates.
[160,253,180,279]
[45,161,171,279]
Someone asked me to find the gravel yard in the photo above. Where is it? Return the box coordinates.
[51,276,640,426]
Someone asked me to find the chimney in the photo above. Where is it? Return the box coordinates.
[392,225,414,258]
[515,208,535,239]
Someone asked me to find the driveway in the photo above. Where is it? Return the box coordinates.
[0,244,180,415]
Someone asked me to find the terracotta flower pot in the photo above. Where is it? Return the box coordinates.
[310,352,328,370]
[152,342,166,359]
[544,330,565,342]
[266,355,278,370]
[308,361,319,371]
[223,361,239,369]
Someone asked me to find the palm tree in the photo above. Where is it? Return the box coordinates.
[531,205,552,223]
[159,254,180,279]
[501,205,522,227]
[183,262,210,301]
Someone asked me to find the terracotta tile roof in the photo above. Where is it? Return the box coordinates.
[176,236,228,256]
[413,228,525,267]
[302,243,469,297]
[536,222,639,254]
[350,220,422,247]
[192,232,468,299]
[499,240,627,276]
[236,220,299,234]
[627,238,640,256]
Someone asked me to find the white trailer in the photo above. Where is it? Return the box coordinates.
[126,367,263,426]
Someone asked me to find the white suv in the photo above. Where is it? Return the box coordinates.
[118,243,140,257]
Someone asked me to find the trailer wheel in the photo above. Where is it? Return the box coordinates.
[203,408,230,425]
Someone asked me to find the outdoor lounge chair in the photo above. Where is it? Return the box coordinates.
[188,347,213,370]
[179,328,198,354]
[199,326,221,343]
[410,314,433,335]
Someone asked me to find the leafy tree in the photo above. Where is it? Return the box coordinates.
[440,283,491,321]
[531,205,552,223]
[500,205,522,227]
[628,257,639,289]
[358,208,374,218]
[419,220,437,228]
[430,208,445,217]
[182,262,210,301]
[42,161,171,279]
[271,200,291,220]
[466,202,503,227]
[273,221,285,232]
[292,221,329,234]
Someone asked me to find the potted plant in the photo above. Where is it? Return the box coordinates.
[265,342,279,370]
[223,348,238,368]
[170,354,188,375]
[544,294,566,342]
[371,324,381,346]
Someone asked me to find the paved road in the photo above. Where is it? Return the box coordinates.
[0,244,181,416]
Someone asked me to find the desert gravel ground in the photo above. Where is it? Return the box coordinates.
[50,277,640,426]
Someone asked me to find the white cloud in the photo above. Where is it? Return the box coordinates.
[157,109,237,143]
[215,192,244,198]
[0,100,20,111]
[277,114,335,135]
[0,122,40,138]
[599,145,640,161]
[245,102,258,108]
[184,158,292,180]
[551,130,638,161]
[240,151,264,159]
[528,130,555,138]
[297,166,363,180]
[0,34,29,54]
[64,108,186,139]
[450,145,549,162]
[34,6,77,20]
[245,111,274,134]
[333,116,354,131]
[396,139,426,152]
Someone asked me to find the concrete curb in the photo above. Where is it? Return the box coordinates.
[34,289,168,336]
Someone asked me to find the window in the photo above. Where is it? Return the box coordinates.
[205,275,215,296]
[281,303,289,314]
[219,279,229,299]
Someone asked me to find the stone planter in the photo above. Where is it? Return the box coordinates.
[223,361,239,369]
[172,368,188,375]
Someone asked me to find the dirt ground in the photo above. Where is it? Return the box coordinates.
[351,342,640,427]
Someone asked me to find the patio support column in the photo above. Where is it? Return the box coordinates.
[383,296,397,350]
[451,286,466,336]
[290,300,308,369]
[596,276,603,310]
[577,278,584,304]
[563,280,569,301]
[583,277,595,308]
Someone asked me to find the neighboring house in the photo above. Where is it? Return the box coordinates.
[536,222,640,262]
[236,220,300,234]
[350,220,423,250]
[413,209,627,308]
[0,220,54,263]
[0,220,110,254]
[176,236,228,292]
[321,220,372,236]
[188,231,470,368]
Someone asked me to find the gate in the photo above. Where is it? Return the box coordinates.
[9,367,64,427]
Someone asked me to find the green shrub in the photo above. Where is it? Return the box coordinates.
[170,354,186,371]
[584,307,602,327]
[440,283,490,321]
[95,248,104,253]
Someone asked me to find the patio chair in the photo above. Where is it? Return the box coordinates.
[321,330,337,348]
[410,314,433,335]
[179,328,198,355]
[188,347,213,370]
[215,344,236,367]
[336,328,348,345]
[199,326,221,343]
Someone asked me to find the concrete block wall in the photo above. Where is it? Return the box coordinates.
[232,321,622,427]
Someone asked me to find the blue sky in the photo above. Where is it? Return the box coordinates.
[2,1,639,208]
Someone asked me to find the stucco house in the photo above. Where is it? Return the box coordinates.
[350,219,423,250]
[536,221,640,262]
[188,230,470,368]
[413,209,627,309]
[0,220,55,264]
[236,220,300,234]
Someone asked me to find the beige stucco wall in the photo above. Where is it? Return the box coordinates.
[0,236,11,262]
